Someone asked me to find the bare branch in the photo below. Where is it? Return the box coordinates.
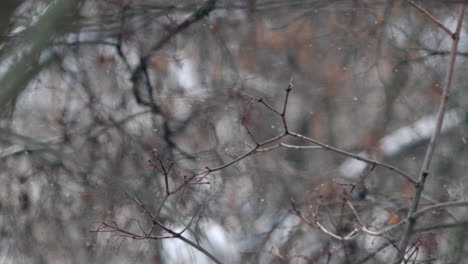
[395,4,466,260]
[288,131,417,184]
[257,97,282,115]
[407,0,453,37]
[413,201,468,219]
[280,143,322,150]
[346,199,407,236]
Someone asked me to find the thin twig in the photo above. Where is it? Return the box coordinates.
[257,144,282,152]
[201,85,416,186]
[279,143,322,149]
[346,199,407,236]
[298,212,360,241]
[124,191,155,218]
[407,0,453,37]
[257,97,282,115]
[413,201,468,219]
[288,131,417,184]
[281,82,293,132]
[241,120,259,144]
[104,192,223,264]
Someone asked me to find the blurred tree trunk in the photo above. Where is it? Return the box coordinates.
[0,0,81,115]
[0,0,22,37]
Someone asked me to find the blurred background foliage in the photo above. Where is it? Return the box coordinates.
[1,0,468,263]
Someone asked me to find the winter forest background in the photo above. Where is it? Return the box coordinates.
[1,0,468,263]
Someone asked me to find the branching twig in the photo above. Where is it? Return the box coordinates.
[94,192,223,264]
[148,153,174,196]
[200,86,416,185]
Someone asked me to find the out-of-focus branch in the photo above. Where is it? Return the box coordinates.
[414,220,468,233]
[131,0,217,107]
[0,128,61,161]
[0,0,81,114]
[0,0,22,38]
